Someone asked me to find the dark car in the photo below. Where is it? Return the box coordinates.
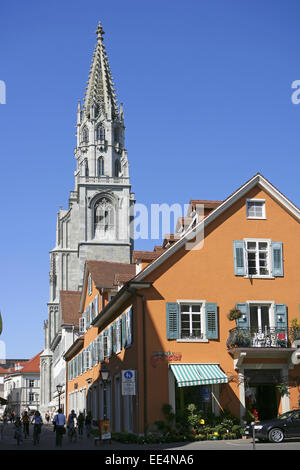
[245,409,300,443]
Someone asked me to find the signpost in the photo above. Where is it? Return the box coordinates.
[122,370,136,395]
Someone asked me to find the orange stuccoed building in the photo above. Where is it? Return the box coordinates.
[64,173,300,434]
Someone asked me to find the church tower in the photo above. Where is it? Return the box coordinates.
[40,23,135,413]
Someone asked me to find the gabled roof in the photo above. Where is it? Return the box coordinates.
[134,173,300,282]
[4,352,42,375]
[85,260,136,289]
[19,352,42,373]
[60,290,81,326]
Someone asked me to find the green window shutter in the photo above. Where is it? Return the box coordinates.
[275,304,287,330]
[121,314,126,348]
[233,241,246,276]
[108,326,113,357]
[205,303,218,340]
[272,242,283,277]
[166,302,179,340]
[99,334,104,362]
[127,308,133,346]
[113,323,117,353]
[235,303,249,329]
[95,294,99,317]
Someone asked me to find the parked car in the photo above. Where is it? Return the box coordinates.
[245,409,300,443]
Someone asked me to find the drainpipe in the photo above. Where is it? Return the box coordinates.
[128,289,147,436]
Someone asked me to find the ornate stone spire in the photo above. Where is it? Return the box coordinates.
[83,22,119,120]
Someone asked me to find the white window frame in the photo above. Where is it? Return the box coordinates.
[246,199,266,219]
[176,300,208,342]
[246,300,275,329]
[244,238,273,279]
[79,316,86,334]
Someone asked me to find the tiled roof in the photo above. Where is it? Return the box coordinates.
[19,352,42,373]
[60,290,81,325]
[133,247,166,262]
[4,352,42,375]
[86,260,136,289]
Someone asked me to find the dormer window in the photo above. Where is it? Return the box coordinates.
[246,199,266,219]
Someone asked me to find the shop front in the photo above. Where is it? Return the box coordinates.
[168,363,228,418]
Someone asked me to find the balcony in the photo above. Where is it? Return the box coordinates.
[227,327,290,350]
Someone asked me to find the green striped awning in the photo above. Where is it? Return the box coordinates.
[170,363,228,387]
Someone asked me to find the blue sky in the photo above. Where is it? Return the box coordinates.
[1,0,300,358]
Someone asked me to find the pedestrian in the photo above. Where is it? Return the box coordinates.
[45,411,50,423]
[0,416,4,440]
[77,412,84,438]
[85,411,92,438]
[22,411,30,439]
[67,409,77,443]
[32,411,43,445]
[53,408,66,447]
[14,417,23,445]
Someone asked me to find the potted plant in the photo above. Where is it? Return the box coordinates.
[290,318,300,344]
[227,308,243,322]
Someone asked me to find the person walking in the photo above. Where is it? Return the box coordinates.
[85,411,92,438]
[14,417,23,445]
[32,411,43,445]
[77,412,84,438]
[22,411,30,439]
[67,409,77,443]
[0,415,4,440]
[53,408,66,448]
[45,411,50,423]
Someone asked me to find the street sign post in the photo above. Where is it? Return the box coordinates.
[122,370,136,395]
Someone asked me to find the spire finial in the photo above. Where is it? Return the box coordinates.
[96,22,105,42]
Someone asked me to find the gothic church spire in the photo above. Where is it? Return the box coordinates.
[83,22,119,120]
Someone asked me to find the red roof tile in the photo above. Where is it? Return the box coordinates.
[86,260,136,289]
[60,291,81,325]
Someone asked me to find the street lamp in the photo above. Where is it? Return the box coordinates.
[100,367,109,419]
[56,384,63,410]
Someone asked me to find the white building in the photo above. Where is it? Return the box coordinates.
[40,23,135,415]
[4,353,42,416]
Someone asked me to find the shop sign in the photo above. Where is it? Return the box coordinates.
[151,351,182,368]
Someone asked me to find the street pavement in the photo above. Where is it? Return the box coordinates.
[0,422,299,451]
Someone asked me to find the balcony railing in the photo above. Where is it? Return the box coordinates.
[226,327,291,349]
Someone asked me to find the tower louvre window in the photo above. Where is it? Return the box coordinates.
[115,159,120,177]
[82,126,89,143]
[85,160,89,177]
[97,157,105,176]
[94,198,115,237]
[96,124,105,141]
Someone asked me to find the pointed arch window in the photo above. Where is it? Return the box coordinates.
[94,198,115,238]
[82,126,89,143]
[96,124,105,142]
[115,159,120,177]
[97,157,105,177]
[85,159,89,177]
